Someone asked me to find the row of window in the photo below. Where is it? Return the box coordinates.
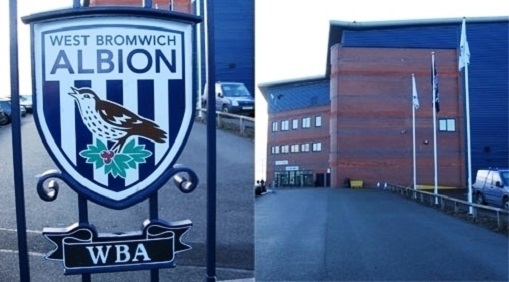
[271,142,322,154]
[272,116,322,132]
[272,117,455,132]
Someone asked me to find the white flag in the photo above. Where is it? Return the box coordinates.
[459,18,470,70]
[412,75,419,110]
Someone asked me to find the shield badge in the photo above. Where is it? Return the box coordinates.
[30,13,196,209]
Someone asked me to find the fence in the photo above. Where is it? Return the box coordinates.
[386,183,509,234]
[196,108,254,138]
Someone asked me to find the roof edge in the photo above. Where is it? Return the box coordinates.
[325,16,509,76]
[258,75,328,95]
[257,75,327,88]
[329,16,509,29]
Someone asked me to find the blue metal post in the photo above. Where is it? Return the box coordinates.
[73,3,90,282]
[9,0,30,281]
[205,0,217,280]
[150,193,159,282]
[78,195,91,282]
[142,2,158,281]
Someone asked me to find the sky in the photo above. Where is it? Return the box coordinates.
[1,0,508,180]
[1,0,74,98]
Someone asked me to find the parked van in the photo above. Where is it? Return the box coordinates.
[472,169,509,209]
[201,82,254,116]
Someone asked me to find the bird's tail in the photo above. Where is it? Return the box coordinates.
[137,124,167,144]
[148,126,167,143]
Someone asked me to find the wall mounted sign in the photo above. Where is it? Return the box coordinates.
[285,166,299,171]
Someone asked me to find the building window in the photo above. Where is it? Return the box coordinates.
[272,121,278,132]
[292,119,299,130]
[271,146,279,154]
[301,143,310,152]
[439,118,456,132]
[290,144,300,153]
[315,116,322,127]
[302,117,311,128]
[281,145,289,154]
[312,142,322,152]
[281,120,289,131]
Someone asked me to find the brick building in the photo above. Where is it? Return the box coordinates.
[260,77,330,187]
[260,17,509,188]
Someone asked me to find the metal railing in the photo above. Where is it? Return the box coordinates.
[196,108,254,138]
[386,183,509,233]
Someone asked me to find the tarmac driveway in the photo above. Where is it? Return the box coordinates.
[255,188,509,281]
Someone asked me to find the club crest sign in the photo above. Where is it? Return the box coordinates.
[30,13,196,209]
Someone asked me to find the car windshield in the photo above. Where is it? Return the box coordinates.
[21,95,32,102]
[501,171,509,185]
[221,84,252,98]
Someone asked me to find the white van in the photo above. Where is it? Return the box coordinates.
[472,169,509,209]
[201,82,254,116]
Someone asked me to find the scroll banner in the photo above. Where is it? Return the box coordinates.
[43,220,192,274]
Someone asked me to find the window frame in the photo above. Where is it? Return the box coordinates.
[281,145,290,154]
[281,120,289,131]
[315,115,322,127]
[271,146,280,154]
[312,142,322,152]
[272,121,278,132]
[301,143,310,152]
[302,117,311,128]
[292,119,299,130]
[438,118,456,132]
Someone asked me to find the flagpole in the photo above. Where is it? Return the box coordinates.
[432,52,438,205]
[465,61,473,213]
[412,74,417,197]
[460,18,473,214]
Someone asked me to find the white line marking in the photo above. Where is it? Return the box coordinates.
[0,227,42,234]
[0,249,46,257]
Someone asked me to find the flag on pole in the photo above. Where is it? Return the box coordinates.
[412,75,419,110]
[431,62,440,113]
[459,18,471,70]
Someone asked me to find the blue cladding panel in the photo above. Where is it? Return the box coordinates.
[344,26,458,48]
[466,22,509,172]
[267,80,330,113]
[340,20,509,173]
[213,0,255,95]
[196,1,254,96]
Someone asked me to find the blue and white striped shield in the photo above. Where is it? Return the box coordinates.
[31,14,195,209]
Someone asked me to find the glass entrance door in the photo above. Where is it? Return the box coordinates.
[274,170,313,187]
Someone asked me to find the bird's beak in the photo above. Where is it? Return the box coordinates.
[68,86,78,98]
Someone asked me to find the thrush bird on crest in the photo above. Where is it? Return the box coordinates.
[69,86,167,152]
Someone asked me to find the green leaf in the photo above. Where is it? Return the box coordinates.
[114,154,133,171]
[104,153,133,179]
[95,139,108,151]
[79,139,109,169]
[120,139,153,169]
[105,161,123,178]
[79,139,155,178]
